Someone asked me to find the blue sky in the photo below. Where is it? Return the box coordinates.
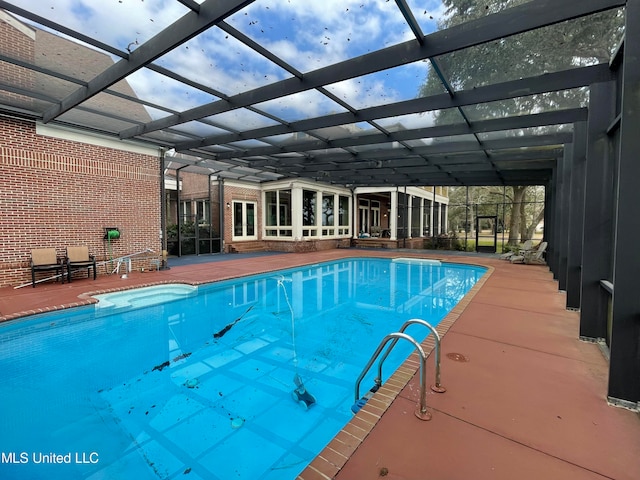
[9,0,449,133]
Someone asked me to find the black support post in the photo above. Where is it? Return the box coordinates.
[580,81,616,340]
[547,168,559,276]
[557,145,572,291]
[565,122,587,310]
[608,0,640,406]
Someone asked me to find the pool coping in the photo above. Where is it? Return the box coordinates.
[296,263,493,480]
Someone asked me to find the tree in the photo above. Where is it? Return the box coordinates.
[420,2,623,103]
[512,185,544,244]
[421,1,623,245]
[448,185,545,246]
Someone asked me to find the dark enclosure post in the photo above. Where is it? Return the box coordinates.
[557,145,572,291]
[546,169,558,276]
[580,81,616,341]
[608,0,640,406]
[566,122,587,310]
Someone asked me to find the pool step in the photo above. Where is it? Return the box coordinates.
[350,384,380,414]
[92,284,197,311]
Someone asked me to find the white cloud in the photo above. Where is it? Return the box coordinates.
[11,0,442,125]
[10,0,187,51]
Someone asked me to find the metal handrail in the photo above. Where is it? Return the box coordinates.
[354,332,432,421]
[377,318,445,393]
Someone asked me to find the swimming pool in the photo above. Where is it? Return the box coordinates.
[0,257,486,479]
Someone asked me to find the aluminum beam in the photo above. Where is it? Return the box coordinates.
[203,109,580,161]
[243,133,569,167]
[176,65,606,153]
[122,0,623,139]
[42,0,255,123]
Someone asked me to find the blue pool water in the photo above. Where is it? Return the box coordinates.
[0,258,485,480]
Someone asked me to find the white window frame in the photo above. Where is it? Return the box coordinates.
[232,200,257,241]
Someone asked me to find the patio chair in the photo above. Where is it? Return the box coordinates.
[500,239,533,260]
[510,241,548,264]
[65,246,97,282]
[30,248,64,287]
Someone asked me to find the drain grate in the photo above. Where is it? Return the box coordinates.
[446,352,469,362]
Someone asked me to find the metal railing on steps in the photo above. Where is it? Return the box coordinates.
[353,318,445,421]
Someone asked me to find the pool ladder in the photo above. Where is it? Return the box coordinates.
[354,318,445,421]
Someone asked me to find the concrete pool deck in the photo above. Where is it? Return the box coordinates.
[1,249,639,480]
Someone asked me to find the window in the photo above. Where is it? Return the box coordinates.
[338,195,350,235]
[411,196,421,237]
[371,200,380,227]
[181,199,209,225]
[279,190,292,227]
[302,189,317,237]
[180,200,193,223]
[232,201,256,240]
[265,186,350,239]
[265,189,292,237]
[322,194,334,235]
[423,199,432,236]
[359,199,369,234]
[196,200,210,225]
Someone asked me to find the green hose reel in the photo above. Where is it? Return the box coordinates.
[103,228,120,240]
[106,229,120,240]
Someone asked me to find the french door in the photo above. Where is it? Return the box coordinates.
[232,201,257,240]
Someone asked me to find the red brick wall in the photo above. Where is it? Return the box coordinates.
[180,171,211,200]
[263,239,351,252]
[0,117,161,287]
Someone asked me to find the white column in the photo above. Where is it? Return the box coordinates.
[292,186,303,240]
[429,197,435,236]
[352,191,358,239]
[335,193,340,230]
[390,190,398,240]
[349,193,354,237]
[316,189,322,235]
[420,198,425,237]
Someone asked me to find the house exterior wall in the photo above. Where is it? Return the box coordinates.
[0,117,161,287]
[180,171,211,200]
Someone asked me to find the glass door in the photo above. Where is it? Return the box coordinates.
[358,199,369,234]
[475,215,498,253]
[233,201,257,240]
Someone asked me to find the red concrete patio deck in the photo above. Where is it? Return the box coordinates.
[1,250,639,480]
